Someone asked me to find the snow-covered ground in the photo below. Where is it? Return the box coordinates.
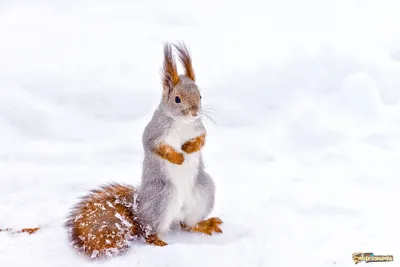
[1,0,400,266]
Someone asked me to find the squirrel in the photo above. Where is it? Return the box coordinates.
[64,42,223,259]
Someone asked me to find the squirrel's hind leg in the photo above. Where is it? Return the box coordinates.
[179,168,223,235]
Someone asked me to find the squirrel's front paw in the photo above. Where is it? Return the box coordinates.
[155,143,185,165]
[181,133,206,154]
[169,151,185,165]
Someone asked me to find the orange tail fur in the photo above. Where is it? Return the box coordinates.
[64,183,165,259]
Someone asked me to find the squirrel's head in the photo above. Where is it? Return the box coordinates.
[160,42,201,122]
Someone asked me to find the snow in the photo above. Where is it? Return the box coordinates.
[1,0,400,266]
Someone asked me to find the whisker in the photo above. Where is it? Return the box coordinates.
[200,106,218,115]
[201,109,217,115]
[205,114,217,127]
[201,115,214,130]
[199,111,217,128]
[201,104,218,111]
[200,114,210,130]
[200,108,216,118]
[201,103,219,112]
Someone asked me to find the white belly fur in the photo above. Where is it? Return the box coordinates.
[159,119,204,232]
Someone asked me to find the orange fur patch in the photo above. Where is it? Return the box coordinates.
[163,43,180,94]
[181,133,206,154]
[155,143,185,164]
[174,42,195,81]
[181,217,223,235]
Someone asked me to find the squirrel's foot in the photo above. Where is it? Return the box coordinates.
[181,133,206,154]
[145,234,168,247]
[180,217,223,236]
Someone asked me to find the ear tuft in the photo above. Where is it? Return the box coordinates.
[162,43,180,95]
[174,42,195,81]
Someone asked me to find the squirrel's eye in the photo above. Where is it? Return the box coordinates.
[175,96,181,103]
[200,95,202,99]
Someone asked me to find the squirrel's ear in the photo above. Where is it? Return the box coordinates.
[174,42,195,82]
[162,43,180,97]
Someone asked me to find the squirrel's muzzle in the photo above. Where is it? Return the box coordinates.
[190,106,199,116]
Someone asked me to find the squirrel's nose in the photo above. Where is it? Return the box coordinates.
[190,106,198,116]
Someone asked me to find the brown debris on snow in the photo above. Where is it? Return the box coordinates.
[0,227,40,235]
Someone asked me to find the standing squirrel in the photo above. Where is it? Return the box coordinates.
[64,42,223,259]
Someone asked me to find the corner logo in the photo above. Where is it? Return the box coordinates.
[352,252,394,264]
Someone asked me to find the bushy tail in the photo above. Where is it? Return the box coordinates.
[64,183,147,259]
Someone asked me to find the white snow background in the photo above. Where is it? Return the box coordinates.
[1,0,400,266]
